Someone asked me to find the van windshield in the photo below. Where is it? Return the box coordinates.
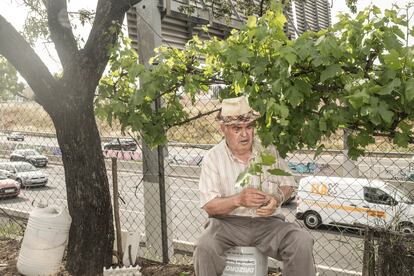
[384,184,414,204]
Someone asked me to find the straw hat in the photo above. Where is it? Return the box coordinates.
[216,96,260,125]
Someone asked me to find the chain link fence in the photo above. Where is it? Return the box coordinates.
[1,96,414,275]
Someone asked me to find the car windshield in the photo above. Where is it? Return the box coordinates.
[112,139,133,144]
[384,184,414,204]
[14,163,37,172]
[23,150,38,156]
[0,173,7,180]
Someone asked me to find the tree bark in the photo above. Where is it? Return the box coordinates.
[50,89,113,275]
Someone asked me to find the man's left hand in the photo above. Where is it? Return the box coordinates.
[256,196,278,217]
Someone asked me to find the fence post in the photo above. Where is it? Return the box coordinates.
[362,227,375,276]
[376,234,384,276]
[342,129,359,177]
[133,0,172,263]
[112,157,123,265]
[155,96,170,264]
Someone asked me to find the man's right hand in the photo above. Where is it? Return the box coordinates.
[238,188,269,208]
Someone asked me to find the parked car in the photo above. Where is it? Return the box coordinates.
[0,162,48,187]
[103,138,137,151]
[6,132,24,141]
[296,176,414,234]
[0,169,10,177]
[10,149,48,167]
[0,170,20,198]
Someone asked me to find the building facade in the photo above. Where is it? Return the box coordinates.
[127,0,331,50]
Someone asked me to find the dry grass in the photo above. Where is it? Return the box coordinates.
[1,101,413,152]
[0,102,124,137]
[0,100,222,144]
[317,132,414,152]
[167,98,222,144]
[0,102,54,133]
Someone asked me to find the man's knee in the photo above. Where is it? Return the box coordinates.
[292,229,314,251]
[194,235,218,259]
[194,235,227,275]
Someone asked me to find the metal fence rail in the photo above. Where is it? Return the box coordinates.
[1,99,414,275]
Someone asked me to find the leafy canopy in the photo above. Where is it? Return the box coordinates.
[0,57,25,100]
[97,3,414,160]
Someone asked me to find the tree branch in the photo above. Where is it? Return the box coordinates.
[342,65,360,74]
[167,108,221,128]
[0,15,56,108]
[348,123,414,144]
[45,0,78,69]
[312,83,343,93]
[372,132,414,143]
[82,0,142,87]
[391,112,407,129]
[22,0,47,18]
[364,51,377,77]
[259,0,266,16]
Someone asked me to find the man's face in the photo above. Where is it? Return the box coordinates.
[221,122,255,153]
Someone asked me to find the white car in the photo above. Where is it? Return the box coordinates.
[10,149,48,167]
[0,162,48,187]
[6,132,24,141]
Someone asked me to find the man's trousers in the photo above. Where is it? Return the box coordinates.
[193,215,316,276]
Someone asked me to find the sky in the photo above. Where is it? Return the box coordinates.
[0,0,97,73]
[331,0,413,23]
[0,0,413,75]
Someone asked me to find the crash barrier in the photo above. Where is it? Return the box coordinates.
[103,149,142,161]
[17,204,71,276]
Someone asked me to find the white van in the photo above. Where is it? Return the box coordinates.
[296,176,414,233]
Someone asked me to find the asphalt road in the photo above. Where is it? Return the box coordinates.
[4,132,414,275]
[0,162,364,275]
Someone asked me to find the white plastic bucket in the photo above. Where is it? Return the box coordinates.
[17,205,72,276]
[222,246,268,276]
[122,231,140,267]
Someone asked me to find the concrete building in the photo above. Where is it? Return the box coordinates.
[127,0,331,50]
[293,0,331,36]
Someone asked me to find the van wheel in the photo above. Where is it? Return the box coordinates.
[398,222,414,234]
[303,211,322,229]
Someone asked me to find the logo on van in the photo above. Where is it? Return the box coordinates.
[311,183,328,195]
[367,210,386,218]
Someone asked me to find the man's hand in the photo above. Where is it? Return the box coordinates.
[238,188,268,208]
[256,196,278,217]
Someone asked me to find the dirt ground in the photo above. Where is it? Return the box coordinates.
[0,238,282,275]
[0,238,194,276]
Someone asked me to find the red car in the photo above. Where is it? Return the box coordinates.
[0,170,20,198]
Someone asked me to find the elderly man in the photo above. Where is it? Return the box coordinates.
[193,96,315,276]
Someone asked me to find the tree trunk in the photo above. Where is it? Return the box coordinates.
[50,88,113,275]
[1,2,144,275]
